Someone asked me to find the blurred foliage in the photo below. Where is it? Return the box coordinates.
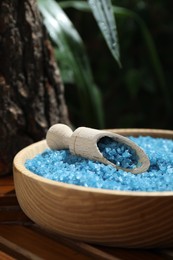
[39,0,121,128]
[41,0,173,129]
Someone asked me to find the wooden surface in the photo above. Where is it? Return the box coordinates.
[1,176,173,259]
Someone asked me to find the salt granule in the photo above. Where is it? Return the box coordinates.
[97,137,138,169]
[25,136,173,192]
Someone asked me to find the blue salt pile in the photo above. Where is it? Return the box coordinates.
[25,136,173,192]
[97,137,138,169]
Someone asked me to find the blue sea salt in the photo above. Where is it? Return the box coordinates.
[97,137,138,169]
[25,136,173,192]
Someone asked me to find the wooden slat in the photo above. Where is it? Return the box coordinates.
[0,175,31,225]
[0,194,18,207]
[0,175,17,200]
[0,242,27,260]
[0,225,90,260]
[0,186,15,195]
[31,226,120,260]
[0,175,14,186]
[0,205,32,224]
[0,174,14,191]
[0,250,15,260]
[32,225,173,260]
[96,246,169,260]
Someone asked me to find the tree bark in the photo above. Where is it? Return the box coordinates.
[0,0,70,175]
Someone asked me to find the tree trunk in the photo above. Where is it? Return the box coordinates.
[0,0,70,175]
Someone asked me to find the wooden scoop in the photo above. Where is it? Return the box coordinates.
[46,124,150,174]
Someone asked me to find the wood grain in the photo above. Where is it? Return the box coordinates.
[0,251,15,260]
[13,129,173,248]
[0,225,90,260]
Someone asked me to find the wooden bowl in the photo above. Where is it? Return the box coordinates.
[13,129,173,248]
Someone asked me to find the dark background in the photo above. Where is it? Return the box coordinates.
[58,0,173,129]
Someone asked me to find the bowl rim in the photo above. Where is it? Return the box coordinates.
[13,128,173,197]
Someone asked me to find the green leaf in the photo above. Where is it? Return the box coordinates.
[88,0,121,67]
[112,6,171,111]
[60,0,121,67]
[38,0,104,128]
[60,1,90,11]
[60,1,170,111]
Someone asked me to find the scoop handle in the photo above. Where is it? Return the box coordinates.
[46,124,73,150]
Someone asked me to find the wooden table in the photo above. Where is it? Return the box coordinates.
[1,175,173,260]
